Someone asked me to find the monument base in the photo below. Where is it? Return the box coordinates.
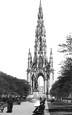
[33,89,39,99]
[33,88,46,99]
[33,92,39,99]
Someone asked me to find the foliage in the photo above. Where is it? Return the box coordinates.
[51,35,72,99]
[50,58,72,99]
[0,72,30,97]
[58,35,72,55]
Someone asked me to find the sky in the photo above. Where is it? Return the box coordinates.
[0,0,72,81]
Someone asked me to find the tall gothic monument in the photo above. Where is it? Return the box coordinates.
[27,1,54,95]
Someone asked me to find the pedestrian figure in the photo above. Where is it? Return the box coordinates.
[42,98,45,105]
[7,95,13,113]
[40,97,42,105]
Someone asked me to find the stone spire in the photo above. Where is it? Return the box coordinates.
[34,0,46,57]
[28,49,31,58]
[49,48,53,70]
[38,0,43,19]
[28,48,32,69]
[49,48,54,90]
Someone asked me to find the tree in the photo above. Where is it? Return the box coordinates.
[0,72,30,97]
[50,35,72,99]
[60,58,72,96]
[50,58,72,99]
[58,35,72,55]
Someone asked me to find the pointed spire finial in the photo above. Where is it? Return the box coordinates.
[29,48,30,53]
[50,48,52,55]
[40,0,42,9]
[38,0,43,19]
[28,48,31,58]
[39,0,42,12]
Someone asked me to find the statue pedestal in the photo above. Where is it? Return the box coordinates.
[33,89,39,99]
[33,88,46,99]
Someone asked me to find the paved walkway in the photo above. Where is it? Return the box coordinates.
[44,101,50,115]
[0,100,51,115]
[0,101,35,115]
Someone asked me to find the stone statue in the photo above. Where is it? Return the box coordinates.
[35,79,38,89]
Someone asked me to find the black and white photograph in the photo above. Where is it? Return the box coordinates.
[0,0,72,115]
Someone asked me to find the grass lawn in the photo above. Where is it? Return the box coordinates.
[48,101,72,115]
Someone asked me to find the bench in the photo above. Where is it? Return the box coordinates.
[32,100,45,115]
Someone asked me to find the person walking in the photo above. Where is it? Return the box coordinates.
[7,95,13,113]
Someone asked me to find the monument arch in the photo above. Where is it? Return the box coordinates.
[27,1,54,96]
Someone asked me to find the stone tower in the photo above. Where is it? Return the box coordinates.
[27,1,54,95]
